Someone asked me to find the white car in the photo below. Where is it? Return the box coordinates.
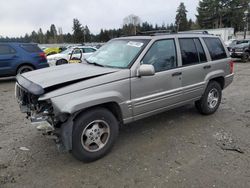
[47,46,97,66]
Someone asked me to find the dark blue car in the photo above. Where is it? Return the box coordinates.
[0,43,49,77]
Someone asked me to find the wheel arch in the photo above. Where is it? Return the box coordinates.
[210,76,225,89]
[73,102,123,125]
[204,70,225,90]
[16,63,36,75]
[56,58,68,65]
[56,101,123,152]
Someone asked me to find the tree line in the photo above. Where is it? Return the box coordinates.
[1,0,249,43]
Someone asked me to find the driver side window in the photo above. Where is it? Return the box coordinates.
[142,39,177,72]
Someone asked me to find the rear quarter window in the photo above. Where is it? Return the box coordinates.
[203,38,227,60]
[0,44,16,55]
[20,44,42,53]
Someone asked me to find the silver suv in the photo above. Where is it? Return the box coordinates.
[15,33,234,162]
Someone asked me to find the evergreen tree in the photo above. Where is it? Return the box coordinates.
[175,2,189,31]
[49,24,58,43]
[45,30,51,43]
[50,24,57,37]
[197,0,249,31]
[72,18,84,43]
[37,28,44,44]
[84,25,91,42]
[30,31,38,43]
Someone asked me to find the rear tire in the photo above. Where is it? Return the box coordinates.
[72,108,119,162]
[195,81,222,115]
[56,59,68,65]
[16,65,34,75]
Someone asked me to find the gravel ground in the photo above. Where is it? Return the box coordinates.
[0,62,250,188]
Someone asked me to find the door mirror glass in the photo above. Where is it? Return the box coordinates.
[137,64,155,77]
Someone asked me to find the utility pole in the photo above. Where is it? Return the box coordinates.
[244,10,248,39]
[244,3,250,39]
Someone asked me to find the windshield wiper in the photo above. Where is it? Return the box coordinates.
[85,60,104,67]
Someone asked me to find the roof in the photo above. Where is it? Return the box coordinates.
[116,32,219,40]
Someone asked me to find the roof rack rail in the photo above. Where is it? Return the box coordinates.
[177,30,210,35]
[137,30,172,36]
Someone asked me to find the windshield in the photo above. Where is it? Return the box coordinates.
[237,40,250,45]
[86,39,149,68]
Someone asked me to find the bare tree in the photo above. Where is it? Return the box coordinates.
[123,14,141,35]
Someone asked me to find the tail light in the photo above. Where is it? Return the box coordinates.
[229,60,234,74]
[39,52,47,61]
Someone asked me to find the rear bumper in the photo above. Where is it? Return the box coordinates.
[224,73,234,89]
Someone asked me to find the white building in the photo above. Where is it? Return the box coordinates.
[188,28,235,41]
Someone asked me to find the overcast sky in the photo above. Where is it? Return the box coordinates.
[0,0,200,37]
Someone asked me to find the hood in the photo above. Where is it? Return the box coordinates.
[18,63,119,95]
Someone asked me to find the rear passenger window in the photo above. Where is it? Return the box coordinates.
[194,39,207,63]
[84,48,96,53]
[0,45,16,55]
[179,38,207,66]
[203,38,227,60]
[21,44,41,53]
[142,39,177,72]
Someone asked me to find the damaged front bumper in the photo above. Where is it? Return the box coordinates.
[15,76,73,152]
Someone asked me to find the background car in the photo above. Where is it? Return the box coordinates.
[0,43,49,77]
[225,39,239,51]
[44,46,67,56]
[47,46,97,66]
[229,39,250,62]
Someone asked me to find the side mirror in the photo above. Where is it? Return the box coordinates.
[137,64,155,77]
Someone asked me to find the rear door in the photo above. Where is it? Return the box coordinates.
[178,38,209,101]
[0,44,18,76]
[202,37,229,81]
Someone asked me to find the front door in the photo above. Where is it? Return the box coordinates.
[131,39,182,117]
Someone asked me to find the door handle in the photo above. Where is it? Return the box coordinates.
[172,72,182,77]
[203,65,211,69]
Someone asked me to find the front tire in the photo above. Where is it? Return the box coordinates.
[72,108,119,162]
[195,81,222,115]
[241,52,249,63]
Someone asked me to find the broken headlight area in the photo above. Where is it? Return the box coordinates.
[15,83,55,125]
[15,82,72,151]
